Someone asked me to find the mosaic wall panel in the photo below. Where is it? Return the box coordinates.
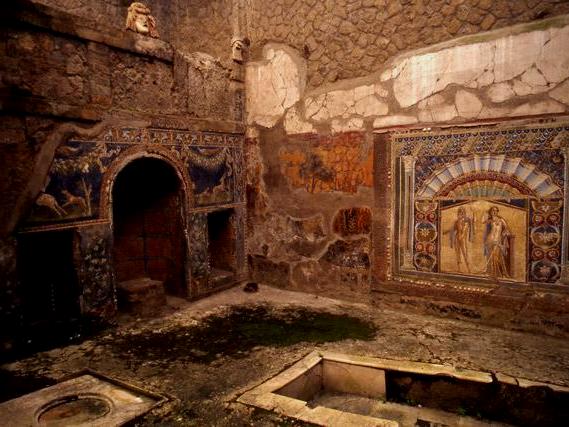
[188,212,209,281]
[393,123,569,285]
[529,199,563,283]
[26,128,245,226]
[413,200,438,273]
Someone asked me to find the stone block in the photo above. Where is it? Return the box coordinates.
[117,277,166,317]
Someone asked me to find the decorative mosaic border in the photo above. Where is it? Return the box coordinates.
[391,121,569,286]
[26,127,245,230]
[80,127,244,147]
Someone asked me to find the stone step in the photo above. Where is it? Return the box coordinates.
[117,277,166,316]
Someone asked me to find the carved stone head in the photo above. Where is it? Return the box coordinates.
[231,37,250,62]
[126,2,160,38]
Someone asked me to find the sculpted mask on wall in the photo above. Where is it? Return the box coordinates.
[125,2,160,38]
[231,37,250,63]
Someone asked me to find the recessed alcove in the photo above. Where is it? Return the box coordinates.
[207,208,236,283]
[112,157,186,299]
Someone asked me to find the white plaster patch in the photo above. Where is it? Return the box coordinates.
[305,95,327,120]
[246,44,306,128]
[354,95,388,117]
[252,18,569,130]
[284,105,316,134]
[390,23,564,108]
[549,79,569,105]
[393,41,494,108]
[522,67,548,87]
[331,117,364,133]
[374,83,388,97]
[354,85,375,100]
[512,79,534,96]
[326,89,355,118]
[536,25,569,84]
[455,90,483,118]
[493,30,547,82]
[373,115,418,128]
[418,94,458,123]
[478,105,511,119]
[487,82,516,103]
[510,100,566,117]
[476,70,495,88]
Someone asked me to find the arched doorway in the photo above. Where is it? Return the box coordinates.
[112,157,186,297]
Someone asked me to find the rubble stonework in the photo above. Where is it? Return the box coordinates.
[247,16,569,132]
[247,0,569,88]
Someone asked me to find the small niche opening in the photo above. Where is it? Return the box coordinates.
[207,209,236,282]
[112,158,186,299]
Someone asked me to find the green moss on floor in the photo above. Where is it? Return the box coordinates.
[107,305,377,365]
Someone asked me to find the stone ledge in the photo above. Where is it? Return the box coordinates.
[4,0,174,62]
[0,97,245,134]
[372,280,569,337]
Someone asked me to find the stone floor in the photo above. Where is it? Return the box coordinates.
[2,285,569,426]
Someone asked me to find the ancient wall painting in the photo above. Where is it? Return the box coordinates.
[439,200,527,283]
[26,128,244,227]
[392,123,569,285]
[333,207,372,236]
[187,146,234,206]
[279,132,373,194]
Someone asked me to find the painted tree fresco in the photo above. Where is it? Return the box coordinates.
[279,132,373,194]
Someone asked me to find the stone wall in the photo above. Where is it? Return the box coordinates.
[0,1,245,351]
[248,16,569,133]
[245,15,569,331]
[0,1,241,238]
[33,0,234,58]
[247,0,569,88]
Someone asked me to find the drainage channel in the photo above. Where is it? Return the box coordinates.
[239,351,569,427]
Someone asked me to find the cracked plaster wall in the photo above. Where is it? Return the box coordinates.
[246,0,569,89]
[248,16,569,134]
[245,16,569,307]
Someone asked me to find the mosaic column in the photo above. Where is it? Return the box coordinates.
[75,224,116,320]
[188,212,210,297]
[400,156,415,269]
[558,147,569,285]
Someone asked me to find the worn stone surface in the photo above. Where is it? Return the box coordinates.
[249,255,290,287]
[1,27,234,121]
[247,0,569,88]
[2,286,569,425]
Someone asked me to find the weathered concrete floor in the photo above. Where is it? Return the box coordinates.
[2,285,569,426]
